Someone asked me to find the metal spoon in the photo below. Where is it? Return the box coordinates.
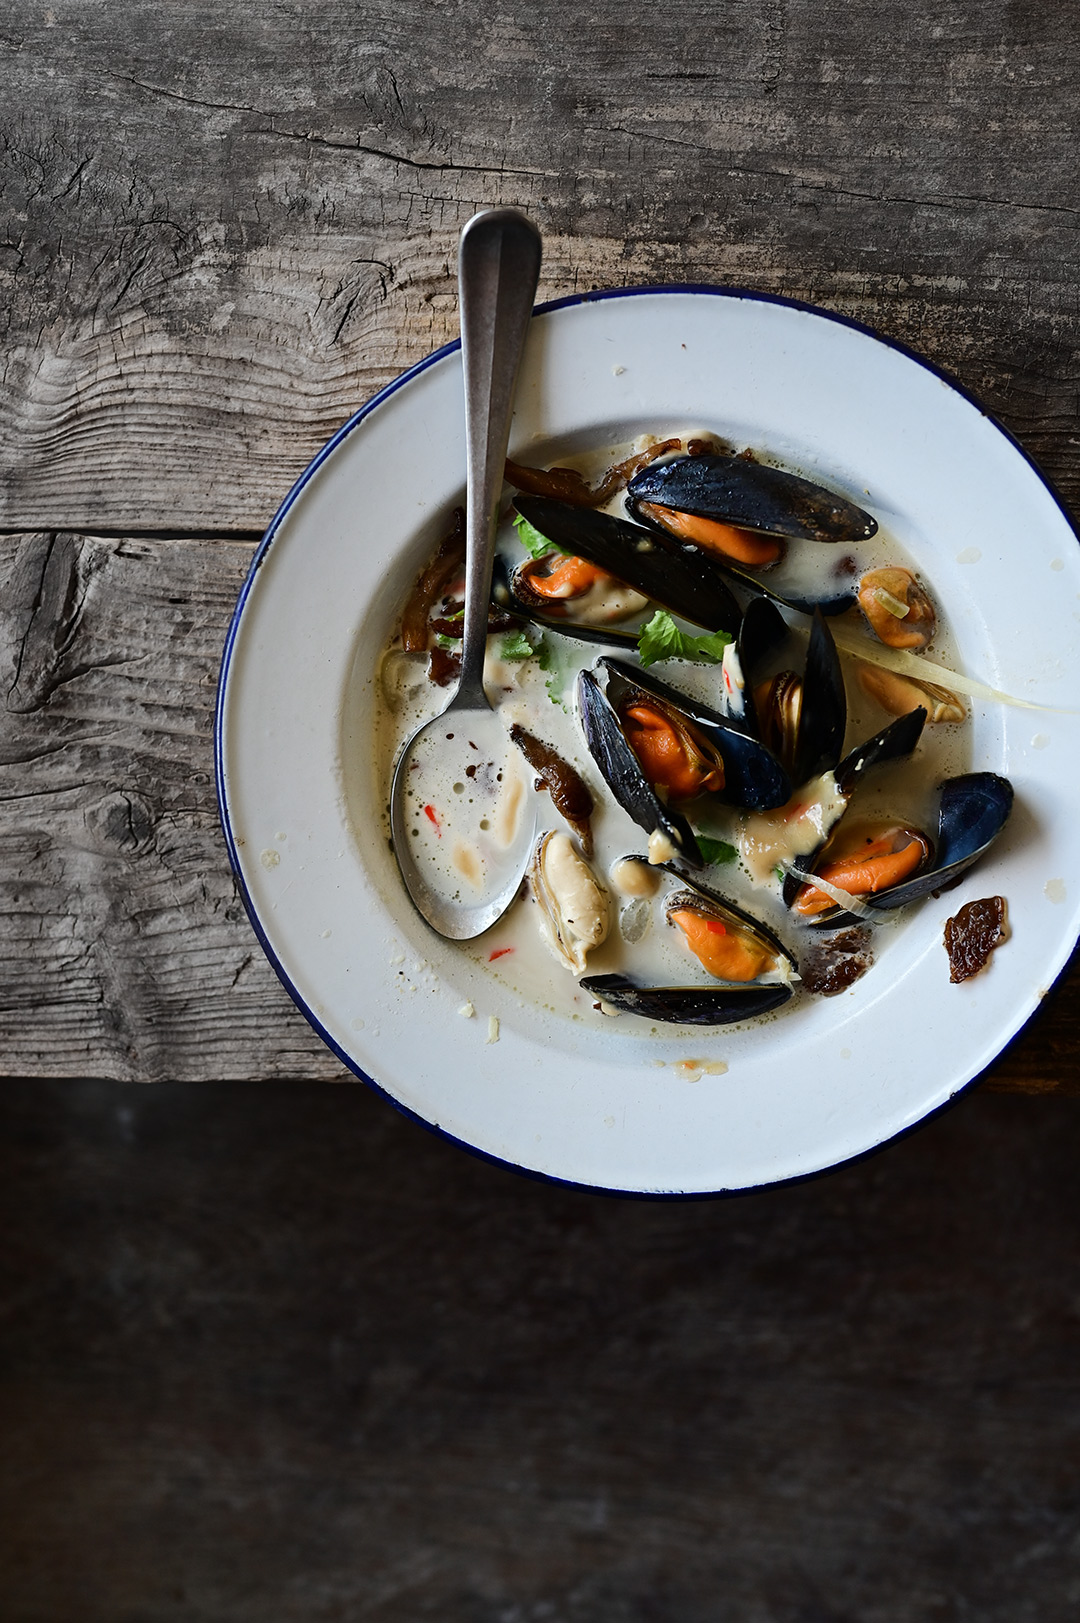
[389,208,542,939]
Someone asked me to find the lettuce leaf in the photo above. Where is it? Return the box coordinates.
[694,835,738,866]
[513,511,570,560]
[637,610,732,668]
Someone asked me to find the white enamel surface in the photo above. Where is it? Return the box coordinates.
[218,291,1080,1193]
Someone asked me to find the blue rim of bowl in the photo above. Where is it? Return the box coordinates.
[215,282,1080,1200]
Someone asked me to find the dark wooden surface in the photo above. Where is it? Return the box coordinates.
[2,7,1080,1611]
[2,1077,1080,1622]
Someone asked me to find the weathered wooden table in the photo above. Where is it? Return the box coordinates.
[4,11,1080,1621]
[2,2,1078,1091]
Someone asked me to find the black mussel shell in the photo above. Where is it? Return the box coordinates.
[601,657,791,812]
[512,495,742,634]
[579,973,794,1025]
[660,864,798,971]
[793,610,848,785]
[577,669,704,867]
[491,556,640,650]
[721,607,847,787]
[720,596,789,732]
[626,453,879,544]
[865,772,1014,911]
[581,973,792,1025]
[833,706,928,797]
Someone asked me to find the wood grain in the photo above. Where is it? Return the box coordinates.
[0,527,1074,1089]
[2,2,1079,531]
[1,2,1078,1088]
[0,531,343,1081]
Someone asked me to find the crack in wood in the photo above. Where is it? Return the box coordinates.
[248,124,556,179]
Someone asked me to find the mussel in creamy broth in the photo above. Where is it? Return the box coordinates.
[379,429,1011,1028]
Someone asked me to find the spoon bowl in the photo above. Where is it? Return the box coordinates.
[389,208,543,939]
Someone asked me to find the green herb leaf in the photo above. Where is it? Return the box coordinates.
[694,835,738,866]
[537,634,569,711]
[498,629,535,661]
[435,633,461,650]
[513,511,570,560]
[637,610,733,668]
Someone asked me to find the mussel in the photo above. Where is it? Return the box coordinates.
[580,975,794,1025]
[576,669,705,866]
[511,496,743,634]
[492,554,641,651]
[529,831,611,973]
[856,568,936,650]
[578,659,792,864]
[744,608,848,787]
[625,452,879,553]
[580,871,797,1026]
[855,660,965,725]
[742,707,927,890]
[788,772,1014,926]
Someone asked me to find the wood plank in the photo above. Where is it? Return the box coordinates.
[0,528,1076,1088]
[0,531,343,1081]
[2,3,1080,531]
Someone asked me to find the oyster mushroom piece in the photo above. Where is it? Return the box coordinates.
[529,831,610,973]
[857,567,936,650]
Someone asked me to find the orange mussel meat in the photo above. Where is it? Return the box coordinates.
[619,699,726,801]
[794,825,932,918]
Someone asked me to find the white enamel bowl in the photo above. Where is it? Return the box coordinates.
[216,288,1080,1194]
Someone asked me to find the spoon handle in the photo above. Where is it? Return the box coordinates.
[456,208,542,704]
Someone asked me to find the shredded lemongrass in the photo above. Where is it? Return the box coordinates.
[828,626,1060,712]
[872,587,911,619]
[782,863,877,920]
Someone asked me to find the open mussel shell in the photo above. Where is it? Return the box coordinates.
[577,669,704,867]
[864,772,1014,911]
[626,453,879,545]
[512,495,742,634]
[491,556,640,650]
[747,609,847,786]
[719,595,788,731]
[660,865,798,973]
[780,707,928,911]
[600,657,791,812]
[789,770,1012,927]
[579,974,794,1026]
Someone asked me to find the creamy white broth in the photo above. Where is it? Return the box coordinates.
[371,432,972,1029]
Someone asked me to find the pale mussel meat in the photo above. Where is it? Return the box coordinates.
[529,830,611,973]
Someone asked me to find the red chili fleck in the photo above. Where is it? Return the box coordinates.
[489,947,515,961]
[424,804,441,835]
